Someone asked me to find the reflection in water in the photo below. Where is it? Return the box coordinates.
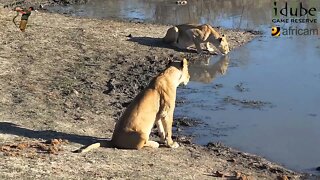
[48,0,273,30]
[154,0,271,30]
[189,56,229,83]
[48,0,319,31]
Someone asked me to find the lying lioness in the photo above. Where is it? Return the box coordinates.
[163,24,230,55]
[76,58,190,152]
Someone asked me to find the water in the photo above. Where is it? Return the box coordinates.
[48,0,320,174]
[47,0,271,30]
[178,36,320,173]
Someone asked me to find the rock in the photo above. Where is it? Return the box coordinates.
[176,0,187,5]
[176,136,192,144]
[173,117,202,127]
[277,175,289,180]
[238,174,254,180]
[215,171,225,177]
[235,171,243,178]
[235,172,249,180]
[17,142,29,150]
[227,158,236,163]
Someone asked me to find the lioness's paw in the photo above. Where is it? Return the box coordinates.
[207,48,215,52]
[168,141,179,148]
[145,141,160,148]
[210,51,219,55]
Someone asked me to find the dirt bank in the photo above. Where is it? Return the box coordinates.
[0,6,313,179]
[1,0,86,9]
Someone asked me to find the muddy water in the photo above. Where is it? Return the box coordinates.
[48,0,320,173]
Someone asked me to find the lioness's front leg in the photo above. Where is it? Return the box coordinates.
[156,119,166,143]
[188,29,204,54]
[159,91,179,148]
[206,42,215,53]
[194,41,203,54]
[161,112,179,148]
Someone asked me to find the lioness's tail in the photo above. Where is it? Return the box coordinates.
[163,26,179,43]
[73,141,113,153]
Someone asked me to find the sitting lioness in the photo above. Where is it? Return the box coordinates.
[163,24,230,55]
[76,58,190,152]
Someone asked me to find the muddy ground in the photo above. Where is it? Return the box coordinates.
[0,5,316,180]
[1,0,86,9]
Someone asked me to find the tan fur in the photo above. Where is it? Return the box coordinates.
[75,59,190,152]
[163,24,230,55]
[189,55,229,83]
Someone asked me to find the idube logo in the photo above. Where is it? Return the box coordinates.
[272,1,318,36]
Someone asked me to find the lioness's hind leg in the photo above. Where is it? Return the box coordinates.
[144,140,160,148]
[163,26,179,44]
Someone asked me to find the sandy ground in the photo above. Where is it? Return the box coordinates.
[0,6,315,180]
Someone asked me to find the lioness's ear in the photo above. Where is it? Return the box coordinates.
[181,58,188,68]
[221,34,227,40]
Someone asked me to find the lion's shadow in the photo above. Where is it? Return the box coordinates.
[127,36,195,53]
[0,122,107,145]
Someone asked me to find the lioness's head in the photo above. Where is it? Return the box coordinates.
[168,58,190,86]
[218,35,230,55]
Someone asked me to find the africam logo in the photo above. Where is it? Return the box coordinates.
[271,27,281,36]
[271,26,319,36]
